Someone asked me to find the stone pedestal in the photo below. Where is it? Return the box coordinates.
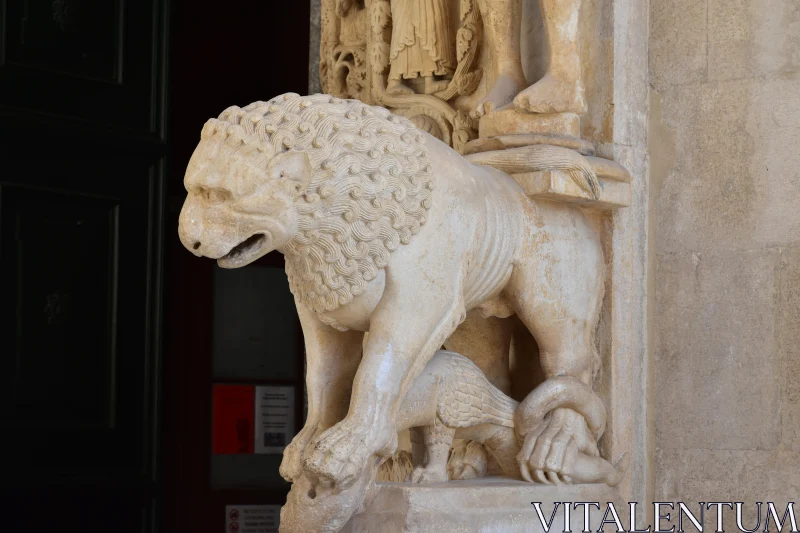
[513,170,631,208]
[342,478,621,533]
[479,110,581,139]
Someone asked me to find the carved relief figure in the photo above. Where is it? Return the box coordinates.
[386,0,457,95]
[178,94,607,495]
[474,0,586,116]
[323,0,369,100]
[321,0,590,154]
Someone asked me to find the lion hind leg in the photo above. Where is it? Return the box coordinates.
[507,233,605,483]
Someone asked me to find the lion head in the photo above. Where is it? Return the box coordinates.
[178,93,433,313]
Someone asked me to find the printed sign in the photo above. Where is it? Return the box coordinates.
[225,505,280,533]
[255,386,295,454]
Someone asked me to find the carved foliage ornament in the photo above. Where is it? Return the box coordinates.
[322,0,482,151]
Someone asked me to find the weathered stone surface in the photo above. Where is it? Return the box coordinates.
[654,75,800,253]
[512,171,631,208]
[779,247,800,452]
[656,448,800,503]
[708,0,800,82]
[463,134,595,157]
[649,0,708,90]
[479,111,581,139]
[655,249,781,451]
[343,479,623,533]
[652,0,800,512]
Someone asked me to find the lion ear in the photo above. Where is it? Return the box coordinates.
[270,151,313,191]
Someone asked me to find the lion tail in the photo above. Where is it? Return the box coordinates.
[465,144,601,201]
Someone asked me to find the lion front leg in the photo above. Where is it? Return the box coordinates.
[303,269,466,491]
[279,301,363,483]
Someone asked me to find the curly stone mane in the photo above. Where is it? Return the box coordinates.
[202,93,433,315]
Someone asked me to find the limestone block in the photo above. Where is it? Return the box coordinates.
[655,249,781,451]
[779,247,800,452]
[479,111,581,139]
[655,76,800,252]
[656,448,800,503]
[512,170,631,209]
[649,0,708,89]
[708,0,800,82]
[657,449,753,502]
[342,478,622,533]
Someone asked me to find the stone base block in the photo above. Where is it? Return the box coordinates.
[513,170,632,209]
[479,110,580,139]
[342,478,620,533]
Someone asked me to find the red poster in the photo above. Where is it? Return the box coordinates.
[213,384,255,454]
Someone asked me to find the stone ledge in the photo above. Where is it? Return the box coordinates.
[479,110,581,138]
[463,134,596,157]
[513,170,632,209]
[343,477,621,533]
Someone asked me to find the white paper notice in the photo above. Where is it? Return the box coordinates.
[226,505,280,533]
[254,385,295,454]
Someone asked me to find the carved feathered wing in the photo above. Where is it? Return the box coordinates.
[465,144,601,201]
[437,351,518,429]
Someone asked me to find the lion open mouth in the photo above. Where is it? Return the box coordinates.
[217,233,269,268]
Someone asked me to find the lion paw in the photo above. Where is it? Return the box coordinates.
[280,424,317,482]
[303,417,396,491]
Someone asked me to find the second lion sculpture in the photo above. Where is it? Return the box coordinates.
[178,93,606,492]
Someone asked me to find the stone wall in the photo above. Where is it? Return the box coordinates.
[650,0,800,506]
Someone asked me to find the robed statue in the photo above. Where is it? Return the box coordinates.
[386,0,457,95]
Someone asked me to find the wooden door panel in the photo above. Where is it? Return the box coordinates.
[2,488,158,533]
[0,152,164,532]
[2,187,119,432]
[0,0,168,140]
[3,0,122,82]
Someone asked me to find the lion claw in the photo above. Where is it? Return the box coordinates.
[280,426,316,482]
[303,418,395,491]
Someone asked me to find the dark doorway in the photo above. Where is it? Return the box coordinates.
[0,0,310,531]
[162,1,310,533]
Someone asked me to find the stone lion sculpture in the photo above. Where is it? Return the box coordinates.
[178,93,607,496]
